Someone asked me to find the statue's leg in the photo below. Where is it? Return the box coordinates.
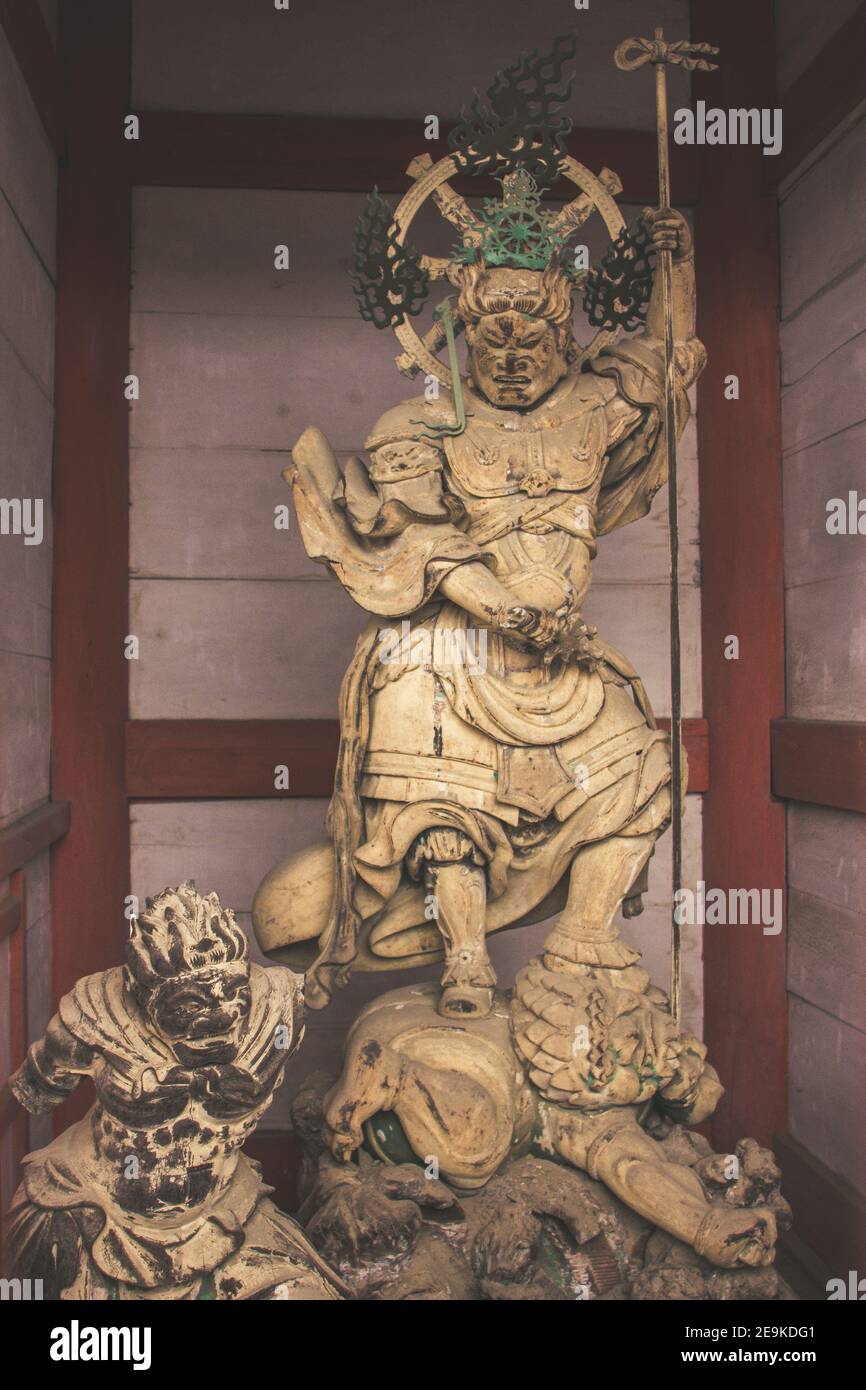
[411,829,495,1019]
[543,1106,778,1269]
[543,824,661,968]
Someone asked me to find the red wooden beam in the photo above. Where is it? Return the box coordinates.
[693,0,787,1152]
[125,717,709,799]
[768,3,866,188]
[0,0,64,155]
[771,718,866,815]
[0,799,69,880]
[0,893,23,943]
[123,111,700,205]
[126,720,340,799]
[52,0,132,1041]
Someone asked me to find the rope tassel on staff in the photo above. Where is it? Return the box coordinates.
[614,29,719,1022]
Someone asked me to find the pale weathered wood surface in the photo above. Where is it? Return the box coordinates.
[130,311,405,453]
[788,888,865,1032]
[780,261,866,389]
[128,577,367,719]
[781,111,866,725]
[0,24,56,274]
[789,994,865,1193]
[0,651,50,830]
[0,191,55,398]
[779,103,866,1192]
[788,803,866,913]
[782,421,866,590]
[779,112,866,315]
[786,572,866,721]
[781,324,865,457]
[0,14,57,1120]
[0,337,53,664]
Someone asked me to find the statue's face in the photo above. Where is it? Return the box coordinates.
[466,310,568,408]
[146,965,252,1064]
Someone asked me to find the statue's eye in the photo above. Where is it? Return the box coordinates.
[173,994,203,1014]
[514,326,544,347]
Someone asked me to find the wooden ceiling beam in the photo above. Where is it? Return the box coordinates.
[123,111,700,204]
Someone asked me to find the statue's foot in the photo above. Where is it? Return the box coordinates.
[694,1203,778,1269]
[439,945,496,1018]
[438,982,494,1019]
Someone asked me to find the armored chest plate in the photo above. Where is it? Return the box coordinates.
[444,392,608,500]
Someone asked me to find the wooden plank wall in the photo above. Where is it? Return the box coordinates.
[776,0,866,1200]
[0,0,58,1202]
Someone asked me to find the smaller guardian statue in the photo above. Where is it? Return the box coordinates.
[7,882,344,1301]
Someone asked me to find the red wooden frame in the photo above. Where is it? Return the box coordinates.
[125,717,710,800]
[124,110,699,205]
[51,0,132,1114]
[771,718,866,815]
[692,0,787,1152]
[0,800,70,880]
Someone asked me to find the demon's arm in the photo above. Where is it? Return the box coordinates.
[11,1010,97,1114]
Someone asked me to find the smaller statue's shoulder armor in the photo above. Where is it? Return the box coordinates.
[60,967,156,1055]
[55,968,177,1093]
[235,963,303,1074]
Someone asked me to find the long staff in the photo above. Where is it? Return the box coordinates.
[614,28,719,1022]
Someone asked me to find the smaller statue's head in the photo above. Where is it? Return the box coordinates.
[126,881,252,1065]
[451,261,574,409]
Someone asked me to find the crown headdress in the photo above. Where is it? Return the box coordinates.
[346,33,655,435]
[452,168,569,272]
[127,880,248,988]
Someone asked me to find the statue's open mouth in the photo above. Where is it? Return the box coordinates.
[184,1032,232,1049]
[494,374,531,385]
